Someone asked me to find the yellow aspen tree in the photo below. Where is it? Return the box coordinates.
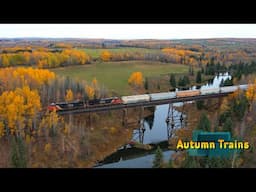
[0,121,5,137]
[65,89,74,102]
[1,55,10,67]
[100,51,111,62]
[92,78,99,98]
[128,72,143,88]
[246,80,256,111]
[92,78,98,88]
[85,85,95,99]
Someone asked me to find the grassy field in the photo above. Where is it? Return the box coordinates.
[82,48,162,59]
[51,61,188,95]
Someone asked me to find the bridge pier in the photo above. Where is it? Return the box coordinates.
[166,102,188,139]
[122,108,128,128]
[218,97,223,108]
[139,106,144,122]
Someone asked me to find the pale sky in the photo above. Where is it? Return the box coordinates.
[0,24,255,39]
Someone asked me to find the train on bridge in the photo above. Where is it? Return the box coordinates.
[47,84,248,112]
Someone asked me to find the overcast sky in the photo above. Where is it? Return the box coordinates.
[0,24,255,39]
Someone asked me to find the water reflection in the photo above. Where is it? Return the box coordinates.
[201,72,231,89]
[96,150,174,168]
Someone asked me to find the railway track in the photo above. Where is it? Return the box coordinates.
[57,92,230,115]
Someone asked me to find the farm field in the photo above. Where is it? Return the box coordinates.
[51,60,188,95]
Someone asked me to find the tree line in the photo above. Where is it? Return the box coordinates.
[0,49,90,68]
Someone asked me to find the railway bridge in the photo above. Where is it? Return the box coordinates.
[57,92,234,115]
[56,84,249,142]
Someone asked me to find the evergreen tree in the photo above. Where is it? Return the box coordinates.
[144,114,154,130]
[221,78,233,87]
[222,117,232,132]
[192,67,194,76]
[153,146,164,168]
[183,75,190,85]
[231,95,248,121]
[178,77,184,87]
[144,77,149,90]
[196,100,204,110]
[182,155,199,168]
[11,137,27,168]
[170,74,176,88]
[220,79,224,87]
[197,113,211,131]
[189,65,194,76]
[201,67,205,74]
[196,71,202,83]
[157,83,160,90]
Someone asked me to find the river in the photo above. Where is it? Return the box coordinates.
[95,73,231,168]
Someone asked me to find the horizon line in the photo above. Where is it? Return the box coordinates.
[1,37,256,40]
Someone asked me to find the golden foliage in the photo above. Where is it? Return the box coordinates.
[0,122,5,137]
[0,67,55,91]
[44,143,51,153]
[0,85,41,137]
[92,77,98,88]
[100,51,111,62]
[0,49,90,68]
[1,54,10,67]
[62,49,90,65]
[65,89,74,102]
[246,80,256,103]
[162,48,196,57]
[25,135,31,144]
[220,98,229,113]
[55,43,72,49]
[128,72,143,87]
[85,85,95,100]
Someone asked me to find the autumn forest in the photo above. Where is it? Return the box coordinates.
[1,38,256,167]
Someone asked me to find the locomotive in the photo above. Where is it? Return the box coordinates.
[47,97,122,111]
[48,84,248,112]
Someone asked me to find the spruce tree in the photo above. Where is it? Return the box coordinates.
[144,77,149,90]
[196,71,202,83]
[11,137,27,168]
[153,146,164,168]
[170,74,176,88]
[222,117,232,132]
[197,113,211,132]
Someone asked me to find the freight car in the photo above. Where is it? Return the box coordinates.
[176,90,200,98]
[149,92,176,101]
[239,84,248,91]
[48,85,248,112]
[220,86,238,93]
[121,94,150,104]
[200,87,220,95]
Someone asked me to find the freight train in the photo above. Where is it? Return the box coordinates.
[48,84,248,111]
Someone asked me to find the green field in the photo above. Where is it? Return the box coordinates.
[82,48,162,58]
[51,61,188,95]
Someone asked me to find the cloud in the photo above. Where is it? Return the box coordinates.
[0,24,255,39]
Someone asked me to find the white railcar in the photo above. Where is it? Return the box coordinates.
[149,92,176,101]
[220,86,239,93]
[121,94,150,104]
[200,87,220,95]
[239,84,248,91]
